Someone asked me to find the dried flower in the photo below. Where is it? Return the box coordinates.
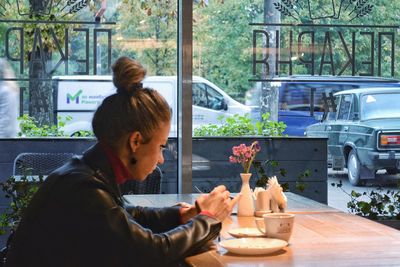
[229,141,261,173]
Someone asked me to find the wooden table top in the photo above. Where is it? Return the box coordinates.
[124,193,400,266]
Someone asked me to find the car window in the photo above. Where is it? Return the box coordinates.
[193,83,224,110]
[193,83,208,108]
[205,84,224,110]
[337,94,352,120]
[361,93,400,120]
[326,96,339,121]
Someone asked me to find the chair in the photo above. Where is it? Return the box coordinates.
[13,152,75,176]
[120,166,162,194]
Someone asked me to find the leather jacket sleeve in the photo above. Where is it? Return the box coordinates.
[124,204,182,233]
[85,187,222,266]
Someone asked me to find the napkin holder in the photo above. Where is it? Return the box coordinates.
[253,187,272,217]
[265,176,287,213]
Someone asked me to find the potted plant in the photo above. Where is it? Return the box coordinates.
[331,181,400,230]
[228,141,261,216]
[0,175,43,235]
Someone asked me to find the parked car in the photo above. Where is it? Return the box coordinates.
[246,76,400,136]
[305,87,400,186]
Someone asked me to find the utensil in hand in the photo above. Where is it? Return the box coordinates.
[194,185,205,194]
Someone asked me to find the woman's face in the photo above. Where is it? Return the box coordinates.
[130,122,170,181]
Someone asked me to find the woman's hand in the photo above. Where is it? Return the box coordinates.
[178,202,198,224]
[195,185,240,222]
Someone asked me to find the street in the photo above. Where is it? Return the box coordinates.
[328,169,400,212]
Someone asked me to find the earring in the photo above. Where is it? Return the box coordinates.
[130,156,137,165]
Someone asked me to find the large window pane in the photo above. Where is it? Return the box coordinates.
[0,0,179,192]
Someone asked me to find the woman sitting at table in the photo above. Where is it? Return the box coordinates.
[5,57,239,267]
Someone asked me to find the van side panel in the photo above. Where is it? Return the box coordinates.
[56,79,116,135]
[55,75,249,137]
[57,80,115,111]
[142,80,177,137]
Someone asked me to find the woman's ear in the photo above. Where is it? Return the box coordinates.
[129,131,142,152]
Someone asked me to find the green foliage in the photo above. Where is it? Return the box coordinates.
[1,1,100,59]
[332,180,400,220]
[295,169,311,193]
[17,115,95,137]
[253,159,310,193]
[119,0,179,75]
[253,160,286,188]
[0,175,43,235]
[193,112,286,137]
[17,115,68,137]
[193,0,264,102]
[257,112,287,137]
[71,130,94,137]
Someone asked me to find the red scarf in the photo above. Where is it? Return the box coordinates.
[101,144,131,185]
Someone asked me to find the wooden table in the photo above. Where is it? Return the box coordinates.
[124,193,400,266]
[123,192,338,214]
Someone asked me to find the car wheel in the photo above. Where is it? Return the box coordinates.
[386,168,398,175]
[347,150,362,186]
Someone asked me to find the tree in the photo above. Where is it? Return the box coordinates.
[0,0,100,126]
[118,0,178,75]
[193,0,264,102]
[260,0,280,121]
[118,0,221,76]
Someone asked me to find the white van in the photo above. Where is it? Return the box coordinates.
[53,75,251,136]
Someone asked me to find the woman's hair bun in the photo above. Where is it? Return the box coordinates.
[112,56,147,95]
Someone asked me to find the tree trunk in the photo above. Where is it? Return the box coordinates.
[27,0,54,127]
[261,1,280,121]
[28,49,53,127]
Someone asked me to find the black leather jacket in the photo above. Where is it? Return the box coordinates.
[5,144,221,267]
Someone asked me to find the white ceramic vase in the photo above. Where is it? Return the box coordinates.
[237,173,255,217]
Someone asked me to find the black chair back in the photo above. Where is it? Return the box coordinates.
[13,152,74,176]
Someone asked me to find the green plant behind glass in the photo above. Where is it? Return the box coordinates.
[253,160,310,193]
[193,112,287,137]
[17,115,93,137]
[253,160,286,188]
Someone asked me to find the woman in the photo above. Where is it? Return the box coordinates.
[5,57,239,267]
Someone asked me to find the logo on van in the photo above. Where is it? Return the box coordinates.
[67,90,83,104]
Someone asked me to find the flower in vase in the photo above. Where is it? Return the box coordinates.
[229,141,261,173]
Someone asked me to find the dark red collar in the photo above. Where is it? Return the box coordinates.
[101,144,131,185]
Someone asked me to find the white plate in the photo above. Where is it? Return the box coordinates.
[228,227,265,238]
[219,237,288,255]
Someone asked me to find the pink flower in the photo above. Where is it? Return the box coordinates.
[228,141,261,173]
[232,147,240,156]
[229,155,237,163]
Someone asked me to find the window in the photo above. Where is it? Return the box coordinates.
[361,93,400,120]
[193,83,224,110]
[327,96,340,121]
[337,95,353,120]
[193,83,208,108]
